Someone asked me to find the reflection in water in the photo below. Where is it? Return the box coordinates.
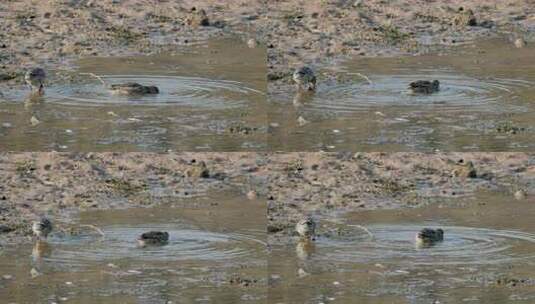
[0,192,266,303]
[0,38,267,151]
[269,191,535,303]
[269,38,535,151]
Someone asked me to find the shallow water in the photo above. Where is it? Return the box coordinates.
[0,38,267,151]
[269,38,535,151]
[269,191,535,303]
[0,192,266,303]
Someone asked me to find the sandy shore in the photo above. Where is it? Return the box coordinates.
[267,0,535,84]
[267,152,535,242]
[1,152,534,244]
[0,152,270,243]
[0,0,266,85]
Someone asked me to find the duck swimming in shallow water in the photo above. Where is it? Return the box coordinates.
[409,80,440,94]
[415,228,444,246]
[296,217,316,240]
[137,231,169,247]
[109,82,159,96]
[293,66,317,92]
[32,217,53,240]
[25,68,46,95]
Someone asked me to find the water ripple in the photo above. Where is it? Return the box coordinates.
[319,224,535,266]
[306,71,532,114]
[43,224,265,266]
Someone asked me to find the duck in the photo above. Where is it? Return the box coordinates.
[409,80,440,94]
[137,231,169,247]
[295,216,316,240]
[109,82,159,95]
[293,66,317,92]
[32,217,53,240]
[415,228,444,246]
[25,68,46,95]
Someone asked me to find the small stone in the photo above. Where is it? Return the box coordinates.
[247,38,257,48]
[30,268,41,278]
[30,116,40,126]
[297,116,309,126]
[246,190,257,200]
[2,274,13,280]
[1,123,12,128]
[107,111,119,117]
[297,268,309,277]
[514,189,527,200]
[65,129,73,134]
[514,38,526,48]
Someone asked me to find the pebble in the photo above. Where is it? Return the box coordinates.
[30,116,40,126]
[246,190,257,200]
[65,129,73,134]
[297,116,309,126]
[1,122,12,128]
[247,38,257,48]
[107,111,119,117]
[297,268,309,277]
[30,268,41,278]
[514,189,527,200]
[514,38,526,48]
[2,274,13,280]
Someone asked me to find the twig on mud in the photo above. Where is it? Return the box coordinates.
[80,72,107,86]
[79,224,106,237]
[351,72,373,85]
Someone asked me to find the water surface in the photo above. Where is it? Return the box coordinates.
[269,38,535,151]
[0,192,266,303]
[269,191,535,303]
[0,38,267,151]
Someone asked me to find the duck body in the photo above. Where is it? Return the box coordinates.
[32,217,53,239]
[409,80,440,94]
[293,66,317,91]
[415,228,444,245]
[296,217,316,240]
[25,68,46,94]
[138,231,169,247]
[110,82,159,95]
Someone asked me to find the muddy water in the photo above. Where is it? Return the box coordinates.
[0,38,267,151]
[0,192,266,303]
[269,191,535,303]
[269,38,535,152]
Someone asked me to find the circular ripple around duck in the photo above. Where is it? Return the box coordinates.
[45,75,262,108]
[320,224,535,266]
[44,224,265,266]
[311,71,531,114]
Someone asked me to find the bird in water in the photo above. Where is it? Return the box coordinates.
[295,216,317,240]
[25,68,46,95]
[415,228,444,247]
[293,66,317,92]
[109,82,159,95]
[32,217,53,240]
[409,80,440,94]
[137,231,169,247]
